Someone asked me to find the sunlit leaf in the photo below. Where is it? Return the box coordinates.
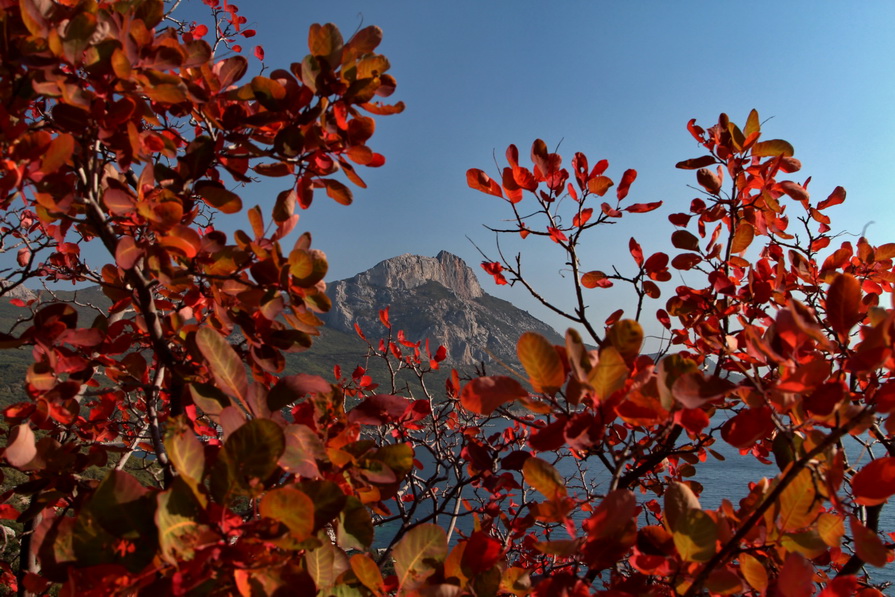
[852,456,895,506]
[523,456,566,501]
[587,346,628,400]
[581,270,613,289]
[607,319,643,360]
[751,138,794,157]
[467,168,503,197]
[350,553,384,593]
[517,332,564,394]
[739,552,768,592]
[196,327,249,410]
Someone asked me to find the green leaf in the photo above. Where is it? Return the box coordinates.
[673,509,717,562]
[163,416,206,506]
[215,419,285,499]
[522,457,566,501]
[517,332,564,394]
[195,327,249,412]
[664,481,701,532]
[338,496,374,550]
[373,442,413,478]
[393,524,447,589]
[156,478,211,565]
[299,480,348,532]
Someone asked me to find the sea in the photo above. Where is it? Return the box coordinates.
[383,416,895,591]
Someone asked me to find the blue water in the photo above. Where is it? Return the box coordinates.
[380,417,895,590]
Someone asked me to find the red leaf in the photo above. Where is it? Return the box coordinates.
[348,394,411,426]
[721,407,773,449]
[548,227,568,243]
[466,168,503,198]
[629,238,644,267]
[852,457,895,506]
[826,273,863,339]
[572,208,593,227]
[481,261,508,285]
[778,180,809,203]
[675,155,716,170]
[817,186,846,210]
[254,45,265,60]
[672,253,702,270]
[624,201,662,213]
[617,169,637,200]
[851,516,889,567]
[590,159,609,177]
[460,376,528,415]
[461,531,503,575]
[379,308,391,329]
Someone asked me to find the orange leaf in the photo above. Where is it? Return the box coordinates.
[196,327,250,412]
[581,271,612,289]
[466,168,503,198]
[818,186,846,210]
[115,236,142,270]
[522,456,566,501]
[587,175,614,196]
[460,376,528,415]
[752,139,794,157]
[517,332,564,394]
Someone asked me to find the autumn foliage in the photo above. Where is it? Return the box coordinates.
[0,1,894,596]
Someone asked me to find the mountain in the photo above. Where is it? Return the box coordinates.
[321,251,562,367]
[0,252,561,403]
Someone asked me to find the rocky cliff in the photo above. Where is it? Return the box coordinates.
[322,251,561,367]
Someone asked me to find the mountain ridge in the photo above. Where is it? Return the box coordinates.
[322,251,561,366]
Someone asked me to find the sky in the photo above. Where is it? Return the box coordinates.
[179,1,895,341]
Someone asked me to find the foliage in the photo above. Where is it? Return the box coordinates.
[0,1,893,596]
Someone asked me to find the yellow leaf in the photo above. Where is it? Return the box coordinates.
[517,332,564,394]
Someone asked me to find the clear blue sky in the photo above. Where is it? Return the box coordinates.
[187,2,895,339]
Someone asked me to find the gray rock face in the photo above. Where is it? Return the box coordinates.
[353,251,483,300]
[323,252,561,367]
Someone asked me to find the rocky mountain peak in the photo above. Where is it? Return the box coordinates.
[323,252,561,366]
[353,251,483,300]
